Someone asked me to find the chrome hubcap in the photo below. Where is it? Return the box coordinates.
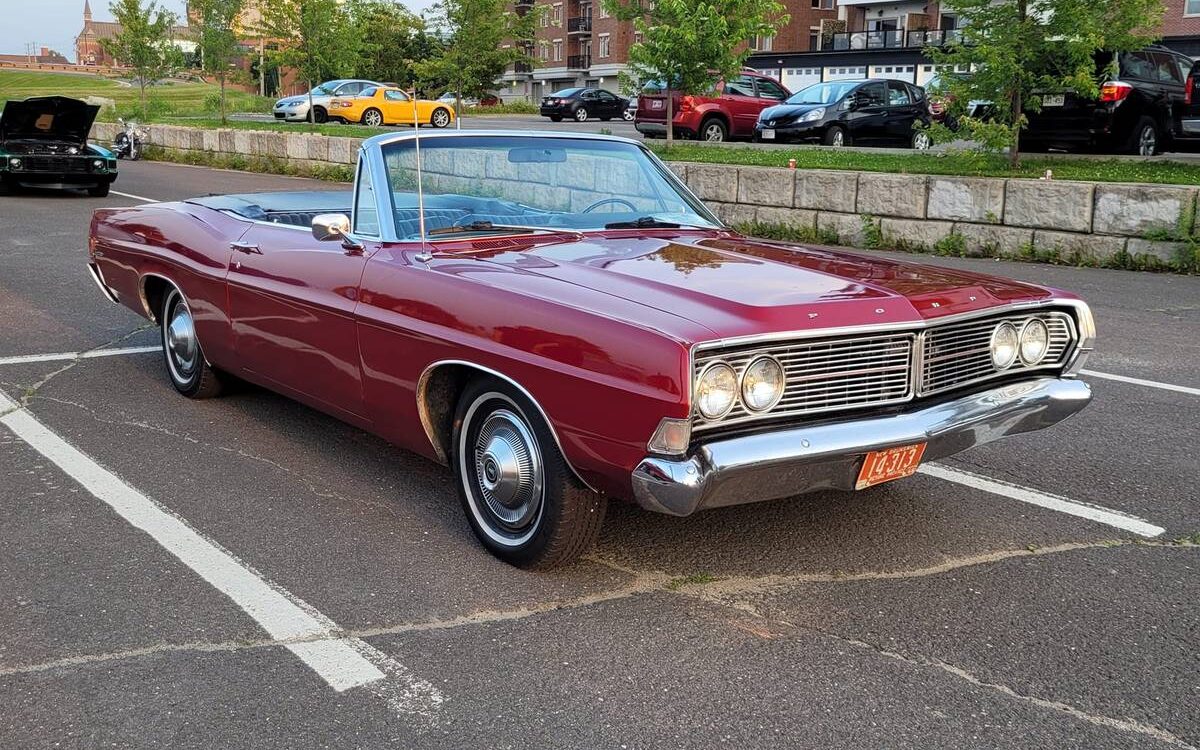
[473,409,542,532]
[575,109,587,121]
[832,131,844,146]
[434,111,448,126]
[165,294,198,379]
[914,133,930,149]
[705,125,723,141]
[367,112,380,126]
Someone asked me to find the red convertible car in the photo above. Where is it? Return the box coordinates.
[87,131,1095,567]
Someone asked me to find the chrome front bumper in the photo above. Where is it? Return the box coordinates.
[632,377,1092,516]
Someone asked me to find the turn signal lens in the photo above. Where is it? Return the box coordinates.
[695,362,737,420]
[740,356,785,412]
[647,417,691,455]
[1019,318,1050,365]
[990,322,1019,370]
[1099,81,1132,103]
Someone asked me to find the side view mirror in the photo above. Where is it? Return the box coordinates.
[312,213,351,241]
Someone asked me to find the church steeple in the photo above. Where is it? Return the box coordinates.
[83,0,92,22]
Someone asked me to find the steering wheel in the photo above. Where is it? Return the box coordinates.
[581,197,637,214]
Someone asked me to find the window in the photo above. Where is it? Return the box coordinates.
[384,90,410,101]
[540,5,548,27]
[887,81,911,105]
[808,28,819,51]
[811,0,832,7]
[1150,52,1184,83]
[552,2,562,23]
[856,82,886,107]
[553,39,563,61]
[633,31,643,44]
[598,33,610,57]
[1187,0,1200,14]
[598,3,609,17]
[353,162,378,236]
[757,34,774,52]
[1121,52,1155,80]
[1176,56,1195,82]
[725,76,755,96]
[756,78,787,100]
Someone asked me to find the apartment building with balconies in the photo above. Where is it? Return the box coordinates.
[498,0,1199,102]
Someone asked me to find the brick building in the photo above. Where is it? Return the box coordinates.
[499,0,1200,102]
[75,0,196,66]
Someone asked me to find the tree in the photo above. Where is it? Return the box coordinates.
[191,0,245,124]
[347,0,436,87]
[414,0,538,113]
[257,0,359,125]
[101,0,184,117]
[603,0,788,148]
[927,0,1163,167]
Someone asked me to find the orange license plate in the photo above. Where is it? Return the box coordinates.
[856,443,927,490]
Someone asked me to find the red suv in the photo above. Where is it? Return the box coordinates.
[634,72,790,142]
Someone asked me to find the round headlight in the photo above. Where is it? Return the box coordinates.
[695,362,738,420]
[741,356,785,412]
[990,322,1019,370]
[93,159,104,168]
[9,157,20,168]
[1019,318,1050,365]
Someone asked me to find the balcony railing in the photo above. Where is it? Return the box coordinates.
[567,16,592,33]
[821,28,962,51]
[567,54,591,69]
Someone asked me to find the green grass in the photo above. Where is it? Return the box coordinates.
[649,143,1200,186]
[1,69,273,120]
[172,117,397,137]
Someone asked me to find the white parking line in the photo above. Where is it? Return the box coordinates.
[0,388,442,716]
[1082,369,1200,397]
[110,189,158,203]
[920,463,1165,538]
[0,345,161,367]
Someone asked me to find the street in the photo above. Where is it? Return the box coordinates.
[0,160,1197,749]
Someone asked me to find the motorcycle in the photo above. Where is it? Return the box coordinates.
[113,118,147,160]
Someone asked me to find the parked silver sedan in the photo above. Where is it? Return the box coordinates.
[273,79,382,123]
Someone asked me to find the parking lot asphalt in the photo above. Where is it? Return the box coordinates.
[1,160,1197,749]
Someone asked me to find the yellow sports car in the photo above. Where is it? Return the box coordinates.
[329,86,456,128]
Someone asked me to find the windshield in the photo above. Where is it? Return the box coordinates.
[378,135,720,240]
[786,81,859,105]
[311,83,339,96]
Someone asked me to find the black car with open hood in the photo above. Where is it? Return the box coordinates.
[0,96,118,196]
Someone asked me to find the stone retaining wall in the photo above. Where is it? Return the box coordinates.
[92,122,1197,266]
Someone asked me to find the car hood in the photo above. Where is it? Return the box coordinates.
[0,96,99,144]
[434,233,1059,344]
[760,102,829,121]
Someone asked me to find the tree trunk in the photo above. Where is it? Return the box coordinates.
[307,79,315,132]
[219,77,227,125]
[139,77,147,119]
[665,85,674,150]
[1009,89,1022,169]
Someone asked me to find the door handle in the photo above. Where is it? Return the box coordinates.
[230,241,261,254]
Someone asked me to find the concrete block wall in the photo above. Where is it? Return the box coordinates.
[675,163,1198,265]
[89,122,1196,267]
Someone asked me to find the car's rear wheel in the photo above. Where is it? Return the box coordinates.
[362,108,384,127]
[911,130,932,150]
[699,117,727,142]
[574,107,589,122]
[452,377,606,568]
[430,107,451,128]
[824,125,849,147]
[1129,117,1159,156]
[309,106,328,124]
[161,287,224,399]
[88,183,110,197]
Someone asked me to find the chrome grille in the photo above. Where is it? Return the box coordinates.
[920,311,1074,396]
[693,332,915,431]
[690,309,1079,433]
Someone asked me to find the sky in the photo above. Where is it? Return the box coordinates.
[0,0,437,61]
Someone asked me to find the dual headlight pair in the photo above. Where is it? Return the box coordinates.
[991,318,1050,370]
[695,356,785,420]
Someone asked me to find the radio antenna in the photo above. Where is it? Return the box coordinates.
[411,89,429,252]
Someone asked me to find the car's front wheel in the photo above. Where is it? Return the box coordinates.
[430,107,452,128]
[622,109,634,121]
[309,106,328,124]
[452,378,606,568]
[911,130,932,150]
[824,125,849,147]
[161,287,225,399]
[88,183,110,197]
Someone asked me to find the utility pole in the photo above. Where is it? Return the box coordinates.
[259,36,265,96]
